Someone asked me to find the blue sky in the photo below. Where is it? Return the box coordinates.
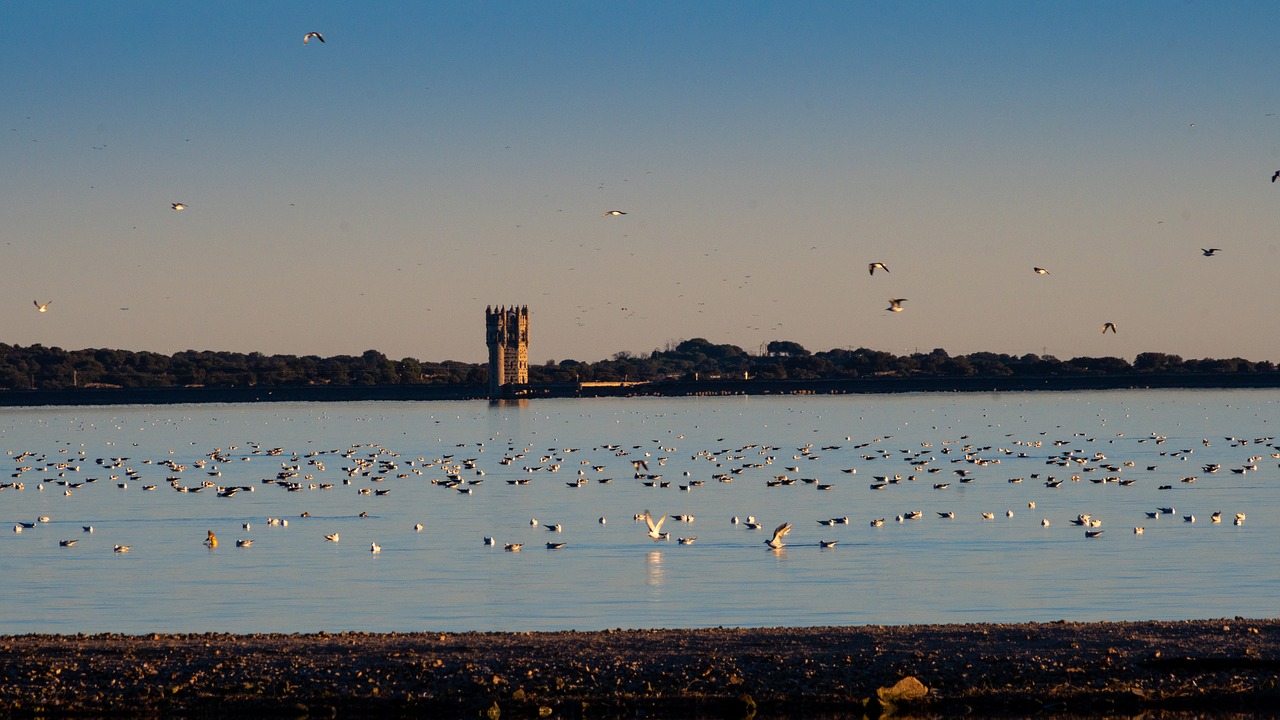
[3,2,1279,364]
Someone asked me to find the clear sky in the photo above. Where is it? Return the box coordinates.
[4,2,1279,365]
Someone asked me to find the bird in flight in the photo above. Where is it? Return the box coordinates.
[1272,171,1279,183]
[868,262,889,275]
[304,32,325,44]
[602,210,627,217]
[1102,322,1118,334]
[171,202,186,211]
[1201,248,1221,256]
[765,522,792,549]
[1033,267,1050,275]
[641,509,668,540]
[33,300,51,312]
[886,298,907,312]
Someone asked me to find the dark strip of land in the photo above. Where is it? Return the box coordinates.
[2,371,1280,407]
[3,619,1279,718]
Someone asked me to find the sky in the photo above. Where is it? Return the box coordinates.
[3,2,1280,366]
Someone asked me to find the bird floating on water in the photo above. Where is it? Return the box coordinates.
[868,262,889,276]
[324,533,339,542]
[114,544,130,553]
[204,530,217,548]
[886,298,907,312]
[370,542,381,553]
[303,32,325,44]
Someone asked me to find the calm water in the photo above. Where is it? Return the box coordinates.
[0,389,1277,634]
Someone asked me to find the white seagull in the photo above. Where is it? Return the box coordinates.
[868,262,889,276]
[641,509,669,540]
[34,300,51,312]
[170,202,186,211]
[886,298,907,312]
[765,522,792,549]
[303,32,325,44]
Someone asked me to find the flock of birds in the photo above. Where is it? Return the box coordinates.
[861,251,1225,334]
[3,421,1275,559]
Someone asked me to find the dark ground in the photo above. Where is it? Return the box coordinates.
[2,619,1279,718]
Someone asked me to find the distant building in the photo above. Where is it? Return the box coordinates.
[485,305,529,398]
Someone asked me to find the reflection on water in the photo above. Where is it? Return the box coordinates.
[645,550,664,587]
[0,390,1278,633]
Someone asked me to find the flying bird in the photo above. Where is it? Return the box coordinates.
[1272,171,1279,183]
[1201,248,1221,256]
[765,522,792,549]
[1033,267,1050,275]
[171,202,186,211]
[33,300,51,312]
[886,298,907,312]
[868,262,889,275]
[1102,322,1118,334]
[641,509,668,540]
[303,32,325,44]
[602,210,627,217]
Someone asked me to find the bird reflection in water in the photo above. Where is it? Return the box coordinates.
[645,550,664,587]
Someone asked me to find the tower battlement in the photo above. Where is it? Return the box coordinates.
[485,305,529,397]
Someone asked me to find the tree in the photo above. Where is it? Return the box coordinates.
[766,341,810,357]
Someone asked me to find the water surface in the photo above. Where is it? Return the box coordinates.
[0,389,1276,633]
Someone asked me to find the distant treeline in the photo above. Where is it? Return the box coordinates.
[0,339,1274,391]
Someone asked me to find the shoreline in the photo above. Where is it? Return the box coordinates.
[1,371,1279,407]
[4,619,1279,718]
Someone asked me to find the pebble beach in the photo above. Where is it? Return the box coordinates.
[4,619,1279,718]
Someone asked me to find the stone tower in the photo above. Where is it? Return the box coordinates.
[485,305,529,397]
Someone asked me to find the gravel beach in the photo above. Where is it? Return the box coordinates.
[3,619,1279,718]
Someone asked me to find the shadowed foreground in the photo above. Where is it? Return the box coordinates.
[3,620,1279,718]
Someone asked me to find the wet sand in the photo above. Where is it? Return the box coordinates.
[3,619,1279,718]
